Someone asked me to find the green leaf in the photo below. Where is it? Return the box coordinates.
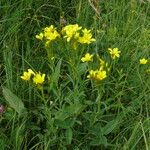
[2,87,26,115]
[65,128,73,145]
[89,123,108,146]
[77,63,87,74]
[103,119,119,135]
[89,123,103,136]
[55,118,75,129]
[52,59,62,85]
[90,136,107,146]
[55,103,85,121]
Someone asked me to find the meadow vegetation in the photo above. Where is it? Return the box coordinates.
[0,0,150,149]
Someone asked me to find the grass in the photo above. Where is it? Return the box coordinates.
[0,0,150,149]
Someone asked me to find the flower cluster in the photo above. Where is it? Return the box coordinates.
[78,28,96,44]
[36,24,95,46]
[62,24,96,44]
[21,69,45,85]
[86,57,108,81]
[61,24,81,42]
[36,25,60,46]
[87,69,107,81]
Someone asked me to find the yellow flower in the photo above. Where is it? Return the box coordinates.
[139,58,148,65]
[99,58,105,66]
[87,69,107,81]
[96,70,107,80]
[108,48,121,59]
[21,72,31,81]
[62,24,82,42]
[21,69,35,81]
[44,25,60,42]
[81,53,93,62]
[33,72,45,84]
[98,57,106,71]
[35,33,44,40]
[36,25,60,45]
[97,55,109,71]
[28,69,35,75]
[78,28,96,44]
[87,70,97,80]
[44,25,55,32]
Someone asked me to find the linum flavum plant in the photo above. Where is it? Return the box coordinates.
[2,2,150,149]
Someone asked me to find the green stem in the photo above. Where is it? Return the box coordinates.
[97,85,102,115]
[40,86,53,129]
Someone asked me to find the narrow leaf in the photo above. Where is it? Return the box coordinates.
[103,119,119,135]
[65,128,73,145]
[52,59,62,85]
